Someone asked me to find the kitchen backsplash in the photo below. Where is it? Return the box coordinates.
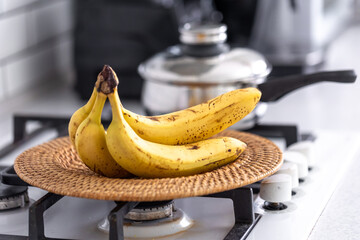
[0,0,74,103]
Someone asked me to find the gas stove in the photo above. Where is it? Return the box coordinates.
[0,114,359,240]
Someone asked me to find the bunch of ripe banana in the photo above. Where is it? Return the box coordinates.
[68,65,262,178]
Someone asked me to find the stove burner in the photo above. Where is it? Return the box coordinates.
[98,205,193,239]
[124,200,173,221]
[263,201,288,211]
[0,183,29,210]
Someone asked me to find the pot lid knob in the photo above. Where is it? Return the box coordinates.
[179,23,227,45]
[287,141,316,167]
[260,174,292,203]
[275,162,299,188]
[283,151,309,179]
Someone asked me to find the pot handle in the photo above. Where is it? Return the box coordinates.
[258,70,357,102]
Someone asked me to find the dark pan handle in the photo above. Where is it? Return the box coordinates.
[258,70,357,102]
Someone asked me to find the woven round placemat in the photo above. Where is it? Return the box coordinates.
[14,130,282,201]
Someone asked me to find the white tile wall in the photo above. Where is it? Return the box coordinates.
[1,0,38,13]
[27,0,73,47]
[0,0,74,102]
[0,67,4,101]
[5,43,57,96]
[0,12,29,60]
[54,35,74,81]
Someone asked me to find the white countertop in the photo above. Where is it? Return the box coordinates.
[1,23,360,240]
[263,25,360,239]
[264,24,360,240]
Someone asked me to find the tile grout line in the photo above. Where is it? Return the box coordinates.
[0,0,61,20]
[0,29,74,66]
[2,63,8,99]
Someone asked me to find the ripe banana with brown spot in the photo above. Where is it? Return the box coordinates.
[69,66,260,146]
[101,66,246,178]
[122,87,261,145]
[75,87,131,178]
[68,87,97,147]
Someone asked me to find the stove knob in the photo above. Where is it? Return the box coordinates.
[260,174,292,203]
[275,162,299,188]
[287,141,315,167]
[283,151,309,179]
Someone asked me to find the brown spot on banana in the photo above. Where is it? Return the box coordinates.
[214,103,236,115]
[167,115,179,121]
[154,165,169,170]
[208,99,216,110]
[187,109,197,113]
[78,122,90,135]
[188,145,200,150]
[236,148,243,156]
[195,114,211,121]
[203,159,225,167]
[147,116,160,122]
[135,147,145,153]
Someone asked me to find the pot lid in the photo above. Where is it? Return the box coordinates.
[138,23,271,86]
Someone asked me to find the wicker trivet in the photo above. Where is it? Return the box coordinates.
[14,130,282,201]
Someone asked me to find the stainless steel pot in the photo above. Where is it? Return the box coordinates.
[139,23,356,129]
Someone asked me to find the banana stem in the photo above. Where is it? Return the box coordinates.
[97,65,119,95]
[108,90,122,123]
[97,65,123,123]
[84,87,98,113]
[89,92,107,125]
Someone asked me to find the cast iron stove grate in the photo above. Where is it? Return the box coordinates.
[0,114,303,240]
